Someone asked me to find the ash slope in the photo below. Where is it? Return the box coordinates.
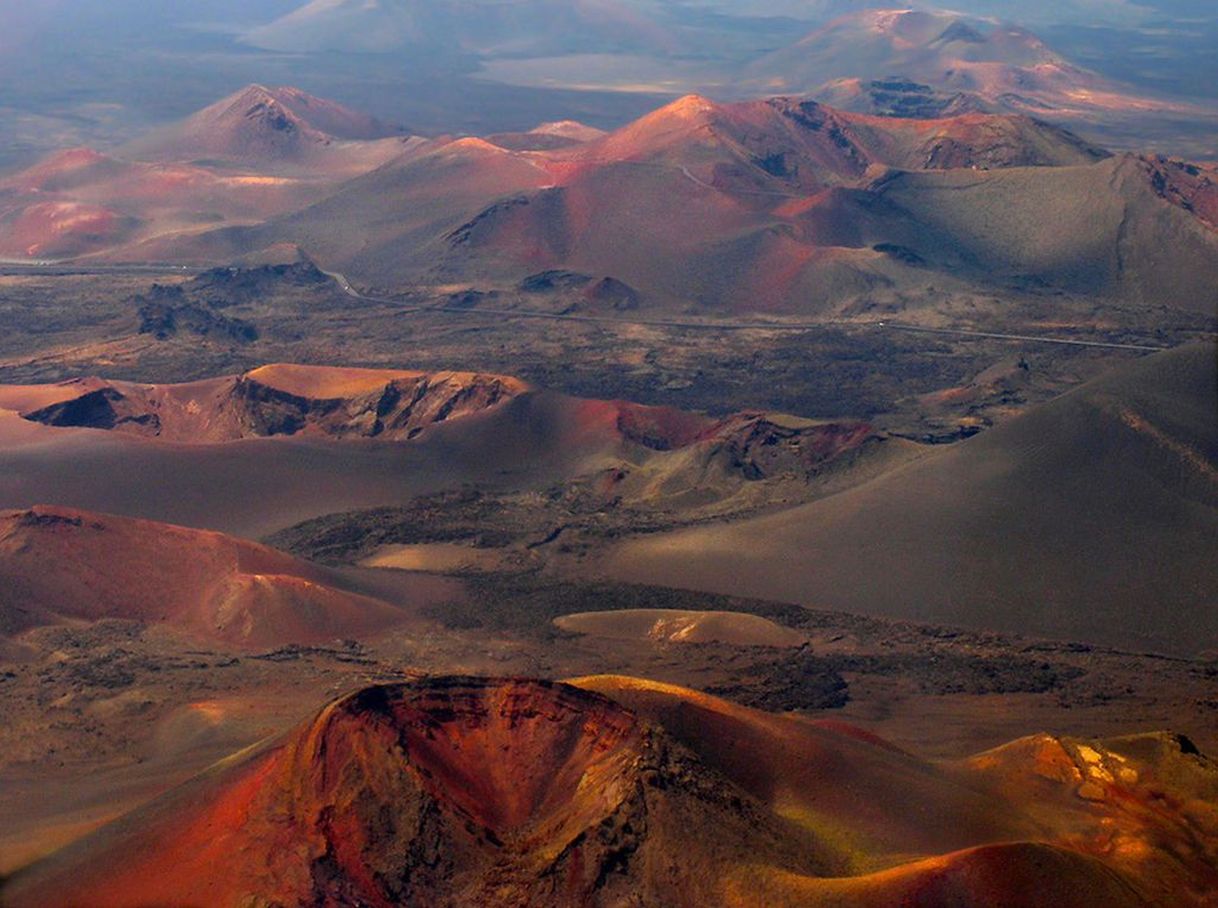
[605,342,1218,656]
[9,677,1214,907]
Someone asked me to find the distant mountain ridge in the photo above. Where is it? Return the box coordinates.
[184,92,1216,315]
[5,83,1215,319]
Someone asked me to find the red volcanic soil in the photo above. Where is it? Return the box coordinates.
[245,85,403,141]
[9,676,1211,906]
[0,366,882,541]
[466,393,879,490]
[0,505,418,646]
[0,199,138,260]
[0,377,116,414]
[570,676,1029,862]
[564,397,717,451]
[737,842,1149,906]
[1,678,824,907]
[15,363,530,443]
[392,94,1182,313]
[696,413,877,479]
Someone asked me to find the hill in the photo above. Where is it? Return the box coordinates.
[15,92,1216,315]
[746,8,1218,152]
[13,364,529,443]
[8,676,1214,905]
[119,84,409,170]
[574,676,1218,902]
[751,10,1106,102]
[603,342,1218,655]
[0,363,886,538]
[194,92,1218,317]
[0,677,827,907]
[485,120,608,152]
[0,505,421,646]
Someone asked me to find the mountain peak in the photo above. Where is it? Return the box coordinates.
[624,93,725,136]
[664,93,720,118]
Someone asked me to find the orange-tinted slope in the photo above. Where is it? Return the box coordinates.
[583,94,1107,178]
[11,676,1212,907]
[5,367,876,489]
[572,677,1213,905]
[961,731,1218,905]
[1,678,826,907]
[0,505,416,646]
[568,676,1027,866]
[0,381,626,539]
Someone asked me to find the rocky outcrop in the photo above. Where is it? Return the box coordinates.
[1141,155,1218,230]
[697,414,876,481]
[226,370,525,440]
